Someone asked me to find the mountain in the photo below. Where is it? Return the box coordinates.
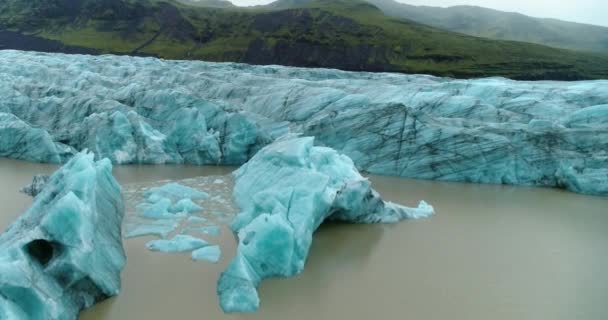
[367,0,608,53]
[0,0,607,80]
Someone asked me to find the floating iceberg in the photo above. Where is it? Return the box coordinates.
[136,197,178,219]
[144,183,209,202]
[171,198,203,214]
[124,220,179,239]
[217,137,433,313]
[183,226,221,237]
[146,235,209,253]
[192,245,222,263]
[187,216,208,224]
[20,174,50,197]
[0,152,125,319]
[136,183,208,219]
[1,50,607,194]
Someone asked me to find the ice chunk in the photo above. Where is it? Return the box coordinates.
[170,198,203,214]
[183,226,221,237]
[137,183,207,219]
[0,152,125,319]
[187,216,208,224]
[217,137,433,313]
[19,174,50,197]
[136,196,181,219]
[144,183,209,201]
[146,235,209,253]
[124,220,179,239]
[192,245,222,263]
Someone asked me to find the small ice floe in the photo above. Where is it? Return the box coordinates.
[146,235,209,253]
[124,220,179,239]
[192,245,222,263]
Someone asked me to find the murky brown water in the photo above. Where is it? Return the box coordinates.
[1,158,607,320]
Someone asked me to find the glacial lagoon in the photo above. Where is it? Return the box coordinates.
[1,158,607,320]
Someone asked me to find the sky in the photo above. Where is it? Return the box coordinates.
[228,0,608,27]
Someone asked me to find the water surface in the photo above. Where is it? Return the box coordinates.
[1,159,606,320]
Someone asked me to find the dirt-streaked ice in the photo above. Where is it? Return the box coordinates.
[1,51,606,194]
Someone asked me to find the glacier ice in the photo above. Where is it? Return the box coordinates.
[20,174,50,197]
[146,235,209,253]
[217,137,434,313]
[192,245,222,263]
[0,113,72,163]
[0,50,607,195]
[0,152,125,319]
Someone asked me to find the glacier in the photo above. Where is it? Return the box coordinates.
[0,50,607,195]
[0,152,125,320]
[217,137,434,313]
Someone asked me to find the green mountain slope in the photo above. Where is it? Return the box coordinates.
[1,0,607,80]
[367,0,608,53]
[177,0,234,8]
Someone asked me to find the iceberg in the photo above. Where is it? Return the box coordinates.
[124,220,179,239]
[217,137,433,313]
[0,152,125,319]
[136,183,208,219]
[136,197,179,219]
[146,235,209,253]
[0,50,606,195]
[187,216,208,224]
[192,245,222,263]
[144,183,209,202]
[183,226,221,237]
[20,174,50,197]
[170,198,203,214]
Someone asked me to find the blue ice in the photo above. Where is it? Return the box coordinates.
[144,183,209,201]
[187,216,208,224]
[217,137,433,313]
[1,50,606,195]
[170,198,203,214]
[125,221,179,239]
[146,235,209,253]
[137,183,207,219]
[183,226,221,237]
[192,246,222,263]
[0,152,125,319]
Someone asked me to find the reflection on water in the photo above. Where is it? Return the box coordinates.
[0,159,607,320]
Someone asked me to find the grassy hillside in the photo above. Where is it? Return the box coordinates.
[1,0,607,80]
[367,0,608,53]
